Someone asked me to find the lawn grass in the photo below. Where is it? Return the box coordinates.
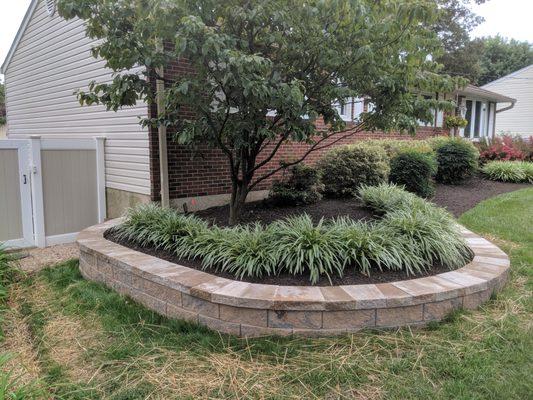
[1,188,532,399]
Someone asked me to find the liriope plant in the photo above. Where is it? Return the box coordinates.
[114,183,472,284]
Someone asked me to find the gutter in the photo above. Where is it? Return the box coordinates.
[496,100,516,114]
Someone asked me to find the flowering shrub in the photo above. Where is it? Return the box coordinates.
[478,135,533,162]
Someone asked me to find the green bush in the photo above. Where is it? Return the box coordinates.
[318,143,390,197]
[389,150,437,197]
[269,164,323,206]
[482,161,533,183]
[115,186,471,284]
[364,139,434,158]
[434,139,479,184]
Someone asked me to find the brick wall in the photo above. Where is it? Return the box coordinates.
[148,59,449,202]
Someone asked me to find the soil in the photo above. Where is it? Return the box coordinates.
[195,198,374,227]
[432,176,529,217]
[196,175,529,226]
[105,176,527,286]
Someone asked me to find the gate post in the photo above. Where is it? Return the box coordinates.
[29,135,46,248]
[95,137,107,223]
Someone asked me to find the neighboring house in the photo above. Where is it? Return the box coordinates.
[483,64,533,138]
[0,0,515,248]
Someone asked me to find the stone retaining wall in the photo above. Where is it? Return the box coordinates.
[77,220,510,337]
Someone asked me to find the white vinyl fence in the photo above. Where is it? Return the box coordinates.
[0,136,106,248]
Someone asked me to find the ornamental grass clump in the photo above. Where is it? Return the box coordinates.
[482,161,533,183]
[382,208,471,270]
[332,217,424,276]
[183,224,277,279]
[271,215,346,284]
[116,203,208,251]
[358,183,425,214]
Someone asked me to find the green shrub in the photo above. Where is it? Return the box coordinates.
[364,139,434,158]
[482,161,533,183]
[269,164,323,206]
[116,188,471,284]
[389,150,437,197]
[434,139,479,184]
[318,143,390,197]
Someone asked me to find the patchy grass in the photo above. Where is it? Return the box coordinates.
[1,188,532,399]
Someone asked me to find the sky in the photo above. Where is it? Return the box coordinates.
[0,0,532,81]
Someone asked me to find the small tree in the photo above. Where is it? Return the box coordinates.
[58,0,461,224]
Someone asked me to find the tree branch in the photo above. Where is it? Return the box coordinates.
[248,119,372,190]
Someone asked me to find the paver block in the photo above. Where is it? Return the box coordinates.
[219,305,267,327]
[424,298,463,321]
[199,315,241,335]
[376,305,423,327]
[322,309,375,329]
[182,293,219,318]
[268,310,322,329]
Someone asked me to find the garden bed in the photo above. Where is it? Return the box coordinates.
[79,219,510,337]
[197,176,529,226]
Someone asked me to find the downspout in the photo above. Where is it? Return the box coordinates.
[155,51,170,208]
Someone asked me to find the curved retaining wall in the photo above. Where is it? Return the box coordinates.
[77,219,510,337]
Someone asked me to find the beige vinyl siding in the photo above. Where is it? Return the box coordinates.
[0,150,23,241]
[483,65,533,137]
[4,0,150,195]
[105,135,151,195]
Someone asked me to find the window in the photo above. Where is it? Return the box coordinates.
[335,100,352,121]
[46,0,56,16]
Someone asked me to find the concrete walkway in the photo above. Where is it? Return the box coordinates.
[16,243,79,272]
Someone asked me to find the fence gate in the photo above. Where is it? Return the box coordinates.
[0,140,34,248]
[0,137,106,249]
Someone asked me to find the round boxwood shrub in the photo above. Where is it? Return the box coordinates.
[318,143,390,197]
[269,164,324,206]
[435,139,479,184]
[389,150,437,197]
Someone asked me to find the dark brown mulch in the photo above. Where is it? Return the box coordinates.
[105,176,526,286]
[196,175,529,226]
[195,198,374,227]
[105,228,455,286]
[432,175,529,217]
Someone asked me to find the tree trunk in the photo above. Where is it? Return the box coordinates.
[228,182,250,226]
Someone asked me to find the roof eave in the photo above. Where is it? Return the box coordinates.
[454,85,516,104]
[1,0,39,75]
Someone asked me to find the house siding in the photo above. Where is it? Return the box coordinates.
[3,0,150,195]
[483,65,533,137]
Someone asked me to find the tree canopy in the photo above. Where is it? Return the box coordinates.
[58,0,462,223]
[433,0,486,82]
[477,36,533,85]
